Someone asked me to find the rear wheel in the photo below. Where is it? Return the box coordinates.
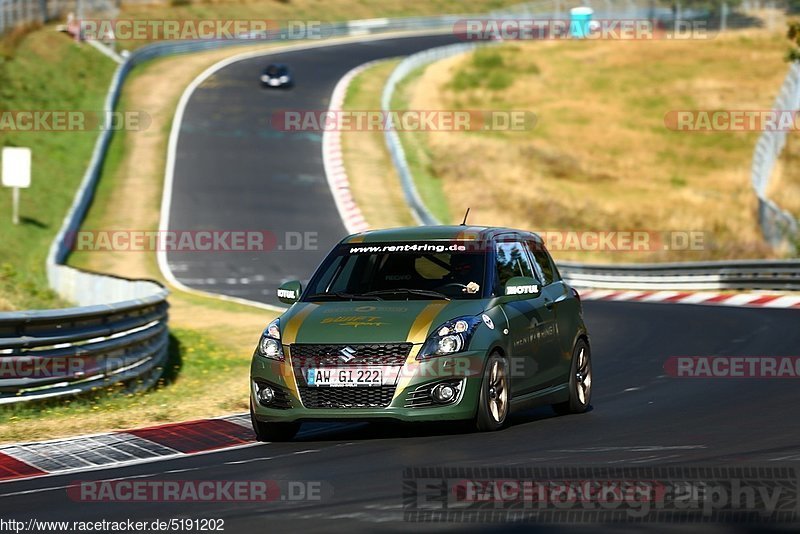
[250,401,300,442]
[475,352,510,432]
[553,339,592,415]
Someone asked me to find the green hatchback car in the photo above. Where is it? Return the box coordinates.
[250,226,591,441]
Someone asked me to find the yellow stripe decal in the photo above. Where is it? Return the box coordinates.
[280,304,317,399]
[394,302,447,400]
[405,302,447,348]
[282,304,317,344]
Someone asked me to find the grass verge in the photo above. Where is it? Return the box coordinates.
[0,43,284,444]
[0,27,117,310]
[390,65,452,223]
[0,328,248,443]
[386,31,795,262]
[341,59,416,228]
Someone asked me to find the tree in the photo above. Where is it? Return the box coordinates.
[788,21,800,62]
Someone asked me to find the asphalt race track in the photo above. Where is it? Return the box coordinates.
[3,33,797,532]
[2,301,799,531]
[166,34,461,305]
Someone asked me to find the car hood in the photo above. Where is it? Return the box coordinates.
[279,299,491,344]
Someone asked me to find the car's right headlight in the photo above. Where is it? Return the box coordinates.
[418,316,482,360]
[257,319,284,361]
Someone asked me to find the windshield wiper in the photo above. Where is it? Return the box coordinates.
[363,288,450,301]
[306,291,382,301]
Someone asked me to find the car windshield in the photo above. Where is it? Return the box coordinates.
[304,242,487,301]
[265,65,286,76]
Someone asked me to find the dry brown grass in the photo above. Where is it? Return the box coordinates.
[398,31,795,262]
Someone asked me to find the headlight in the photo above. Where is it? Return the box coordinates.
[418,316,482,359]
[260,75,269,82]
[257,319,284,360]
[279,75,289,83]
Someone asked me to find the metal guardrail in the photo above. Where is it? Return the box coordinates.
[559,259,800,291]
[751,62,800,249]
[381,42,486,225]
[0,293,168,404]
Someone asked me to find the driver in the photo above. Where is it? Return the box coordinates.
[443,254,481,294]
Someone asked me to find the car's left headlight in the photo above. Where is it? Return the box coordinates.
[418,316,482,360]
[257,319,284,361]
[260,75,269,82]
[279,75,289,83]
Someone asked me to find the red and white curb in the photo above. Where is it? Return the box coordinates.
[321,60,386,235]
[0,414,255,483]
[579,289,800,309]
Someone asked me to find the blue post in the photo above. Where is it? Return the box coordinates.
[569,6,594,38]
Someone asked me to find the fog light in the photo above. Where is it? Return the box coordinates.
[258,385,275,405]
[432,383,456,403]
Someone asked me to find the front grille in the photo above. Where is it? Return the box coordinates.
[299,386,396,408]
[290,343,412,367]
[290,344,409,408]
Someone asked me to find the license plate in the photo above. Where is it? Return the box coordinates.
[307,367,383,387]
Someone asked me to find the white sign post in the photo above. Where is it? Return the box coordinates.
[2,147,32,225]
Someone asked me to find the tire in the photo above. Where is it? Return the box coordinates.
[250,401,300,442]
[475,352,511,432]
[553,339,592,415]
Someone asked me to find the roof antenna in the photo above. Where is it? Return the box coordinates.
[460,208,471,226]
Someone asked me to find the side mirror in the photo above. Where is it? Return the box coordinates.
[503,276,541,299]
[277,280,302,304]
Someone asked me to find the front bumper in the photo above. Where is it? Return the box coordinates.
[250,349,486,423]
[261,78,290,87]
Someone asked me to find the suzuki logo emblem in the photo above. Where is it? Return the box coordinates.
[339,346,357,363]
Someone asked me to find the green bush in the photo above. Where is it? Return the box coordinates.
[472,50,504,69]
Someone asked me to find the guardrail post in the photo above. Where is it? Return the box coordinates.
[720,1,727,32]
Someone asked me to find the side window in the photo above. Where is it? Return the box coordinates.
[527,241,558,285]
[495,241,535,288]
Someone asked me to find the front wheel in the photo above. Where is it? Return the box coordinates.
[250,402,300,442]
[474,352,511,432]
[553,339,592,415]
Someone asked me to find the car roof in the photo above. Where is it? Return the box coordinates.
[340,225,543,245]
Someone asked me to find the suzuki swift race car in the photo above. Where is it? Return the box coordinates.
[250,226,591,441]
